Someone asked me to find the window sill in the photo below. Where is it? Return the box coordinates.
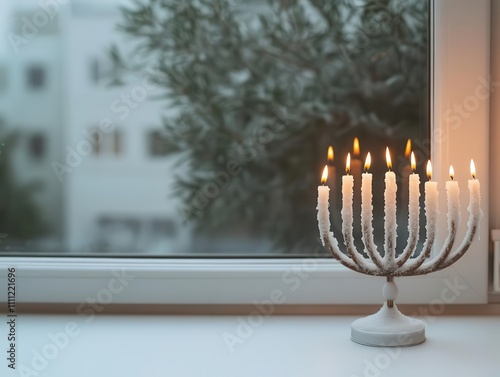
[0,256,489,305]
[4,313,500,376]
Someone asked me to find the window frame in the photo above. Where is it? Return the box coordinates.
[0,0,492,306]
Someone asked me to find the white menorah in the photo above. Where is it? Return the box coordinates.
[316,149,482,347]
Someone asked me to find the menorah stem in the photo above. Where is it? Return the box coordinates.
[385,276,395,308]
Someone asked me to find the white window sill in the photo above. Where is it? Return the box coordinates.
[4,314,500,376]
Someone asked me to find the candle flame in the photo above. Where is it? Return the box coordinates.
[470,159,476,179]
[364,152,371,171]
[327,146,334,163]
[346,153,351,174]
[321,165,328,184]
[411,151,416,172]
[449,165,455,180]
[405,139,412,158]
[385,147,392,170]
[353,137,360,157]
[426,160,432,180]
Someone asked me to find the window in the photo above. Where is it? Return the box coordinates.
[6,0,431,256]
[0,0,492,306]
[90,57,117,85]
[88,128,122,156]
[26,65,46,90]
[28,133,45,159]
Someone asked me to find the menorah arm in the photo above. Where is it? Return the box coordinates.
[393,232,435,276]
[361,224,385,270]
[341,183,380,274]
[436,221,479,270]
[395,218,419,268]
[361,206,385,270]
[410,219,458,275]
[320,230,367,274]
[342,227,380,274]
[417,205,482,274]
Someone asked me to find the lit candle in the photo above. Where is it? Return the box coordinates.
[361,153,373,227]
[446,165,460,229]
[424,160,439,245]
[342,153,354,242]
[317,165,331,239]
[468,160,481,220]
[350,138,362,242]
[384,147,397,268]
[350,137,362,181]
[361,152,383,268]
[327,146,336,189]
[408,152,420,243]
[401,139,412,208]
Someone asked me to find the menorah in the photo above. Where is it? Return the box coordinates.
[316,149,482,347]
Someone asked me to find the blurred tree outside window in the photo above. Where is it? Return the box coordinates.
[111,0,430,254]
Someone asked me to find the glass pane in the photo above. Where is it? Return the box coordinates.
[0,0,429,256]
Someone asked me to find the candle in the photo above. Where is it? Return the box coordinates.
[361,152,383,268]
[446,165,460,230]
[350,137,362,181]
[401,139,412,209]
[317,165,331,240]
[351,138,362,243]
[408,152,420,245]
[424,160,439,246]
[327,146,336,190]
[342,153,354,239]
[361,153,373,228]
[384,147,397,268]
[468,159,481,221]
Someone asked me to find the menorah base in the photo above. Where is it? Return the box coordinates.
[351,303,425,347]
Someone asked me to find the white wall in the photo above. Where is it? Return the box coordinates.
[490,0,500,230]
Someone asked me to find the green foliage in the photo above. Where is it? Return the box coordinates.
[114,0,428,252]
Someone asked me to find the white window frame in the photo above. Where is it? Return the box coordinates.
[0,0,492,306]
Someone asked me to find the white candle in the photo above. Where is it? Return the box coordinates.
[317,166,331,241]
[468,160,481,221]
[361,152,383,267]
[351,138,362,242]
[424,160,439,242]
[408,152,420,244]
[446,165,460,229]
[361,153,373,228]
[384,147,397,267]
[342,154,354,239]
